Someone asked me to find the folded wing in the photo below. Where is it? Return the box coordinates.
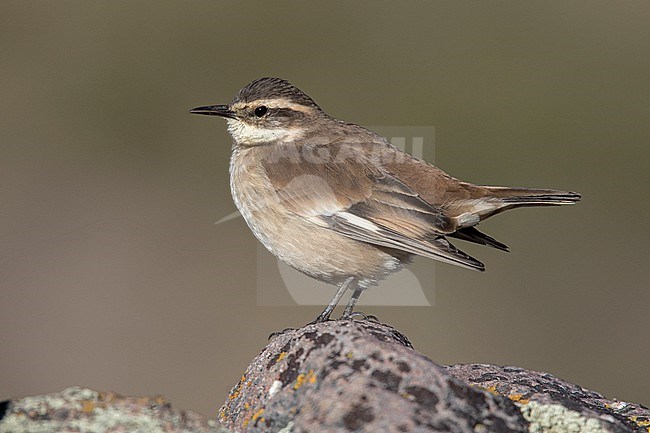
[262,143,485,271]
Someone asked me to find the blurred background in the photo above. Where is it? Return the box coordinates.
[1,1,648,416]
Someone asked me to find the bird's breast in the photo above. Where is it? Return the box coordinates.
[228,147,403,287]
[229,147,282,249]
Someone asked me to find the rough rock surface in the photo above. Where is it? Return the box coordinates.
[219,320,529,432]
[1,320,647,433]
[0,387,232,433]
[447,364,650,433]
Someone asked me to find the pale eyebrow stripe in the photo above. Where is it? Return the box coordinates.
[232,98,315,114]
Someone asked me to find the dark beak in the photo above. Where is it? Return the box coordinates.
[189,104,236,119]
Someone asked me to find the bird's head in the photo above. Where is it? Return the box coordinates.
[191,77,325,146]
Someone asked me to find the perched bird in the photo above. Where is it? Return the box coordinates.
[191,77,580,322]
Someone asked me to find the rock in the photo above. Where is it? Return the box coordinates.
[0,387,233,433]
[2,320,647,433]
[446,364,650,433]
[219,320,529,432]
[219,319,649,432]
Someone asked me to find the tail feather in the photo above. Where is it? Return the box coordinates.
[450,186,580,231]
[450,226,509,252]
[431,237,485,272]
[485,187,581,206]
[447,187,579,255]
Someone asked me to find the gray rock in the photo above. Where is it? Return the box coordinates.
[2,320,646,433]
[219,320,529,432]
[446,364,649,433]
[0,387,232,433]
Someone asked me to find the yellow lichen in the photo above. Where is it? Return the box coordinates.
[228,376,246,400]
[629,416,650,431]
[293,369,317,390]
[252,408,265,422]
[507,393,530,404]
[276,352,287,362]
[81,401,94,413]
[243,407,266,427]
[294,373,306,390]
[481,385,500,396]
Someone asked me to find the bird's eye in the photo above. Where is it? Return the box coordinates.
[254,106,268,117]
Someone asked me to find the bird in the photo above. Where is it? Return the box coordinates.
[190,77,580,322]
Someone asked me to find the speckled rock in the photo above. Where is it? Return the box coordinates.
[3,323,646,433]
[446,364,649,433]
[219,320,529,433]
[0,387,232,433]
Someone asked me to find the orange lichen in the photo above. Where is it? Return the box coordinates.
[276,352,287,362]
[294,369,317,390]
[242,407,265,427]
[507,394,530,404]
[629,416,650,432]
[294,374,306,390]
[227,375,247,400]
[81,401,95,412]
[252,408,265,422]
[481,385,500,396]
[478,385,529,404]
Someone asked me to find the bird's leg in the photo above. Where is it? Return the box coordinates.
[340,287,364,319]
[313,276,355,323]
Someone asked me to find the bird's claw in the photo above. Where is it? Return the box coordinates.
[340,311,380,322]
[268,327,295,340]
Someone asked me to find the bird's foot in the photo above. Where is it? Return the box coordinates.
[267,327,295,340]
[339,311,380,322]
